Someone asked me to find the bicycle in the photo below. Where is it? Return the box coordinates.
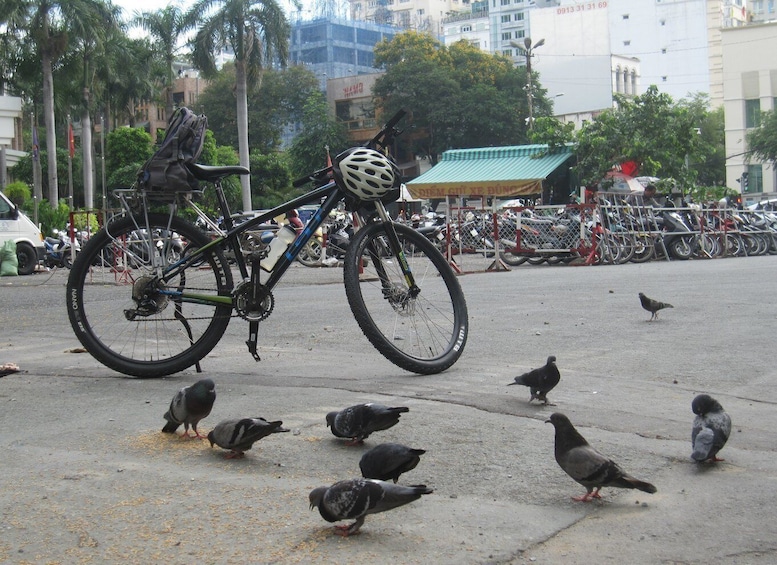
[66,110,469,377]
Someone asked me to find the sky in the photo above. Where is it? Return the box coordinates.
[112,0,194,20]
[111,0,309,22]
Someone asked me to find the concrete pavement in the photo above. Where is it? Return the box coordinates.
[1,257,776,564]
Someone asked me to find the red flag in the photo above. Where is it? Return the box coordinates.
[68,122,75,159]
[32,126,39,161]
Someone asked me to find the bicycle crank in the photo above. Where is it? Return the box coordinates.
[233,280,274,322]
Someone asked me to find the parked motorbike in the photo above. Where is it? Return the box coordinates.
[321,211,354,260]
[44,228,80,268]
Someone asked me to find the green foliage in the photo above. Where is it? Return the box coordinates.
[747,109,777,165]
[3,181,32,207]
[37,200,72,237]
[196,63,322,152]
[574,86,721,190]
[106,127,154,180]
[71,211,101,234]
[373,32,543,164]
[107,164,142,189]
[529,117,576,151]
[250,152,292,209]
[287,91,350,180]
[10,147,83,208]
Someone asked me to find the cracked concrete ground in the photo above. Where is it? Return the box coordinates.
[1,257,776,564]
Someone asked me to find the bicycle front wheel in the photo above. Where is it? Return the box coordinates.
[67,213,233,377]
[343,222,468,375]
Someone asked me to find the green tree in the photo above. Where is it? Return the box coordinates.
[678,94,725,188]
[196,63,321,153]
[250,152,292,209]
[0,0,115,206]
[747,109,777,165]
[3,181,32,207]
[574,86,706,190]
[373,32,541,165]
[105,126,154,188]
[187,0,296,213]
[529,116,576,150]
[134,5,192,121]
[287,91,350,181]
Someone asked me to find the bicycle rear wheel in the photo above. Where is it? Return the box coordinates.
[343,222,468,375]
[66,213,233,377]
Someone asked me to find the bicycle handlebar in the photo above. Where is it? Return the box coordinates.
[292,109,407,188]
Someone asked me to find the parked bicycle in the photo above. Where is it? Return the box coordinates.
[66,110,469,377]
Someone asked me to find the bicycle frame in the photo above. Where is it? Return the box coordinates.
[115,176,414,314]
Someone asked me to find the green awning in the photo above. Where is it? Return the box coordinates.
[406,145,574,198]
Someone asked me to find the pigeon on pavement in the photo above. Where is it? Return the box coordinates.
[508,355,560,405]
[309,478,433,536]
[691,394,731,462]
[207,417,289,458]
[639,292,674,321]
[326,403,409,445]
[162,378,216,439]
[546,412,657,502]
[360,443,426,483]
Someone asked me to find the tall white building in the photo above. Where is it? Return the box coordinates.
[348,0,470,34]
[722,21,777,201]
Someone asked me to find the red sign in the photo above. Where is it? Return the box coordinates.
[342,82,364,98]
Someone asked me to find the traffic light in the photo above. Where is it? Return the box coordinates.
[742,172,749,192]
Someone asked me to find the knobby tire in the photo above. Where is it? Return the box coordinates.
[66,214,233,377]
[343,222,468,375]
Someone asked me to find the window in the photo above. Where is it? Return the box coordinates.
[745,165,763,193]
[462,24,472,32]
[515,11,524,20]
[418,8,424,14]
[515,29,525,38]
[501,0,510,5]
[661,48,667,54]
[502,49,512,56]
[623,40,631,46]
[745,99,761,128]
[622,14,629,19]
[501,14,511,22]
[661,76,667,82]
[502,31,512,40]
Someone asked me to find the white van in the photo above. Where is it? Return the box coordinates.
[0,191,44,275]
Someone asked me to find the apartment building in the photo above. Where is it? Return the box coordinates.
[722,20,777,201]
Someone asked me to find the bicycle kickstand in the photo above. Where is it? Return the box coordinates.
[246,320,261,361]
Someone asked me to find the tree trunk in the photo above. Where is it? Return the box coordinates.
[81,102,94,209]
[42,51,59,206]
[235,59,252,212]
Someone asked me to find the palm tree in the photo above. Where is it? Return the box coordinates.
[134,5,192,122]
[186,0,295,212]
[0,0,114,207]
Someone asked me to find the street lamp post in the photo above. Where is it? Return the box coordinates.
[510,37,545,130]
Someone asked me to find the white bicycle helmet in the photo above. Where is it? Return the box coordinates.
[334,147,401,201]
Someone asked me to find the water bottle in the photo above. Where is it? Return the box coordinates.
[260,225,297,271]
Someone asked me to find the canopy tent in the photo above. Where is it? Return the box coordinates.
[396,183,423,202]
[406,145,575,199]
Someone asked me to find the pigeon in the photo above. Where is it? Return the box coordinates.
[546,412,657,502]
[691,394,731,462]
[309,478,433,536]
[508,355,560,405]
[207,417,289,458]
[360,443,426,483]
[162,378,216,439]
[639,292,674,321]
[326,403,410,445]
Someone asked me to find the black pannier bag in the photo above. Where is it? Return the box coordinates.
[136,107,207,199]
